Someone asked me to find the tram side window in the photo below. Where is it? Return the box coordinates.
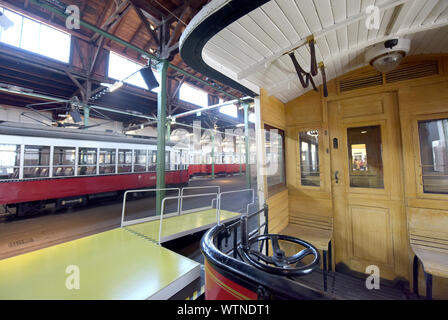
[299,131,320,187]
[53,147,75,177]
[78,148,97,176]
[166,151,171,171]
[418,119,448,194]
[118,149,132,173]
[134,150,147,172]
[99,149,116,174]
[23,145,50,178]
[0,144,20,180]
[148,150,157,171]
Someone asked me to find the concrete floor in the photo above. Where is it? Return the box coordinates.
[0,174,258,260]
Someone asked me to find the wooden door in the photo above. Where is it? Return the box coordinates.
[328,92,409,280]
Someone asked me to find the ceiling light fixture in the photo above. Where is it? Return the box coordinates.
[365,38,411,73]
[108,81,124,93]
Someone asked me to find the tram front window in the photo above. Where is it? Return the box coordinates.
[418,118,448,194]
[23,145,50,178]
[53,147,75,177]
[0,144,20,180]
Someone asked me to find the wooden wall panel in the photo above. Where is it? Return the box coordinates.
[260,88,286,130]
[260,89,288,233]
[267,189,289,234]
[285,89,322,127]
[289,197,333,217]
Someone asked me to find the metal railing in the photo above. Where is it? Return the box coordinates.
[217,189,255,224]
[180,186,220,214]
[121,188,180,227]
[159,192,219,244]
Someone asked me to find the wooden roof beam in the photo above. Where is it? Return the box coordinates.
[128,0,163,26]
[130,3,160,47]
[91,0,131,43]
[162,0,191,25]
[167,5,191,48]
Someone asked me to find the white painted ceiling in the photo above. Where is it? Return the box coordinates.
[201,0,448,103]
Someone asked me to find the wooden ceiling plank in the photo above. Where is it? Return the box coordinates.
[410,0,440,29]
[423,0,448,25]
[236,0,410,80]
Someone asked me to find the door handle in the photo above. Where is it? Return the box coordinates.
[334,171,339,184]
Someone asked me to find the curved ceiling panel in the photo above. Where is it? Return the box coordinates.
[180,0,270,98]
[181,0,448,103]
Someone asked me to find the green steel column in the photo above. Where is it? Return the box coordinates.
[244,103,251,188]
[83,106,90,127]
[156,60,169,215]
[211,130,215,179]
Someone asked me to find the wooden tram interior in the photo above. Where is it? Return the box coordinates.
[0,0,447,301]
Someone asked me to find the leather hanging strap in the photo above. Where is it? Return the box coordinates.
[320,62,328,97]
[288,52,318,92]
[309,39,318,77]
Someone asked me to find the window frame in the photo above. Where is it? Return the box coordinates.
[291,125,329,192]
[298,129,321,188]
[23,145,51,179]
[264,124,286,194]
[77,147,98,176]
[346,125,385,190]
[53,146,76,177]
[0,7,71,63]
[413,112,448,201]
[0,144,21,180]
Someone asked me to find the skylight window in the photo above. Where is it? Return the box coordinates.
[179,83,208,107]
[108,51,160,92]
[219,104,238,118]
[0,7,71,63]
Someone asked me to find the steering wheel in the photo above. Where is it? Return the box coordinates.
[239,234,320,276]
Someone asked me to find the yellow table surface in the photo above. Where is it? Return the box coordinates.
[126,209,240,243]
[0,228,200,300]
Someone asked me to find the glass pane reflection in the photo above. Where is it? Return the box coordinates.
[347,126,384,189]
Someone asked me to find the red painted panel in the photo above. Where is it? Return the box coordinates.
[215,164,225,174]
[0,170,189,205]
[188,164,201,176]
[205,261,257,300]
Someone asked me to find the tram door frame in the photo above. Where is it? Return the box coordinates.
[328,92,409,280]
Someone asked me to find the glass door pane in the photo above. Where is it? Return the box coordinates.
[347,125,384,189]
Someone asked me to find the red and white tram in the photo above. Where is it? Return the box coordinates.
[0,121,189,217]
